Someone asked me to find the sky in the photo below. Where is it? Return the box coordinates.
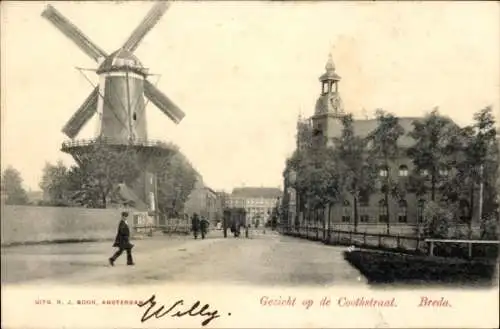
[1,1,499,193]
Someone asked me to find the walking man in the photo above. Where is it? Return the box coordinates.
[200,216,209,239]
[109,211,134,266]
[192,213,200,239]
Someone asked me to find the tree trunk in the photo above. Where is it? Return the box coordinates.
[384,157,391,234]
[354,195,359,233]
[469,185,474,239]
[431,173,436,202]
[327,203,331,240]
[102,193,107,209]
[322,206,326,240]
[385,189,390,235]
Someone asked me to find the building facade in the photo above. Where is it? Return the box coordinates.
[226,187,282,227]
[283,55,481,235]
[184,176,219,224]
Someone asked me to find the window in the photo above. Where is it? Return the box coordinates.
[359,190,369,207]
[398,199,408,223]
[313,125,323,136]
[420,169,429,177]
[379,167,388,177]
[398,165,409,177]
[417,199,425,223]
[378,199,388,223]
[459,199,470,223]
[439,167,449,177]
[342,200,351,222]
[360,214,369,223]
[322,82,330,94]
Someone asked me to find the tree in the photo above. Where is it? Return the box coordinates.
[295,143,341,234]
[366,109,405,233]
[407,109,459,202]
[70,142,141,208]
[155,152,198,218]
[333,114,377,232]
[39,160,72,206]
[449,107,498,237]
[470,107,498,220]
[1,166,29,205]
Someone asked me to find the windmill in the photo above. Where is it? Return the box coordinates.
[42,1,185,214]
[42,1,184,142]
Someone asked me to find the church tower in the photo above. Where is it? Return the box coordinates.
[311,54,345,147]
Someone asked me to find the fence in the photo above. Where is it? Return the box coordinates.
[281,225,499,260]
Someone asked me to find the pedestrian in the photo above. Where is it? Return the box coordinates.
[109,211,134,266]
[200,216,209,239]
[191,213,200,239]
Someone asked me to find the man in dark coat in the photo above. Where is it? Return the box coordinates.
[200,216,209,239]
[109,211,134,266]
[191,213,200,239]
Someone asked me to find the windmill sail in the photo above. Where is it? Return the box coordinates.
[62,87,100,139]
[144,80,185,124]
[121,1,171,53]
[42,5,108,62]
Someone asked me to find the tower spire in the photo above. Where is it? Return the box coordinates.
[325,52,335,72]
[314,53,344,116]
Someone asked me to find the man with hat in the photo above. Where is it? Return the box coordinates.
[191,213,201,239]
[109,211,135,266]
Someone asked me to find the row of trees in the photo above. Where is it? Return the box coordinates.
[284,107,499,237]
[38,141,198,216]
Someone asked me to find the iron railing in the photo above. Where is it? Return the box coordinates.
[61,138,178,150]
[281,225,499,260]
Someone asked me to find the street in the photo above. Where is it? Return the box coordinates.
[1,231,367,286]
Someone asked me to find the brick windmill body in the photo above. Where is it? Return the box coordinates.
[42,1,185,216]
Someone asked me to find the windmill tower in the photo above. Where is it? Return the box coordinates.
[42,1,185,215]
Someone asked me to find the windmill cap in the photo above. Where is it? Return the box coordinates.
[97,49,146,76]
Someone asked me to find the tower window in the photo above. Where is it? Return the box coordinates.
[133,112,137,121]
[322,82,330,94]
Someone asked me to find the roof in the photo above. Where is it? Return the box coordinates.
[231,187,282,199]
[352,117,421,148]
[203,186,217,196]
[319,53,341,81]
[97,49,146,75]
[115,183,148,211]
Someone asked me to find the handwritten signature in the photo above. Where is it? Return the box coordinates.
[137,294,228,327]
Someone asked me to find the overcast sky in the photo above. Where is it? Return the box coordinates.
[1,1,499,192]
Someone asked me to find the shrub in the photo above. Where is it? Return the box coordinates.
[480,213,499,240]
[422,201,456,239]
